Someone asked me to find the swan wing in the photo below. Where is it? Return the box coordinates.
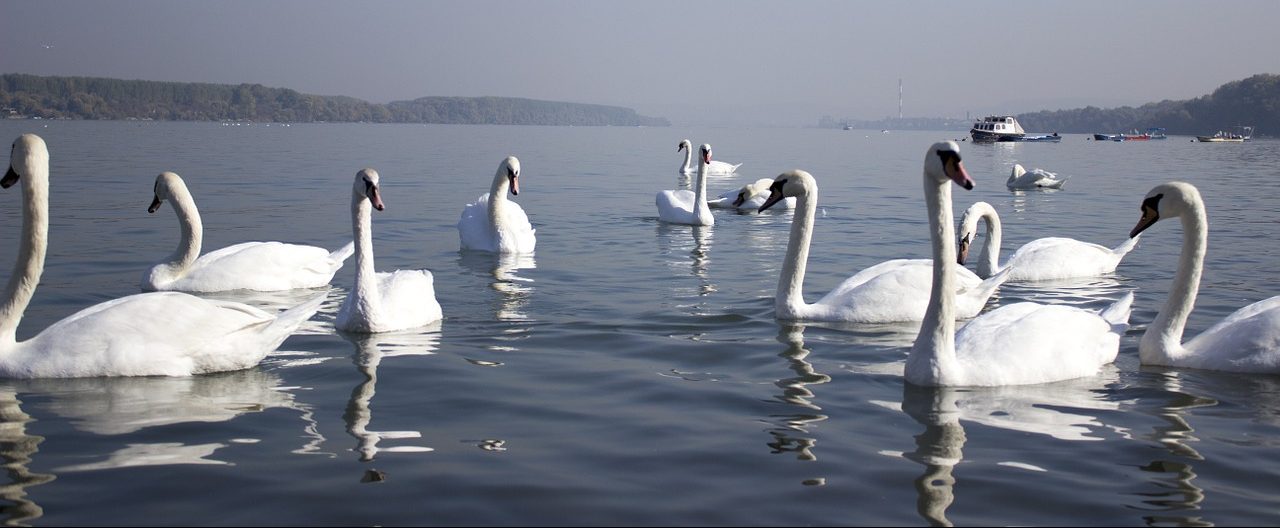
[1182,296,1280,373]
[169,241,343,292]
[656,189,696,223]
[812,259,985,323]
[8,292,321,378]
[375,270,444,332]
[953,301,1123,386]
[495,199,537,254]
[1004,237,1133,280]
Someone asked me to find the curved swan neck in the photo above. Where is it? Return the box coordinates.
[1142,200,1207,363]
[974,205,1002,278]
[680,144,693,173]
[777,187,817,319]
[909,175,959,385]
[350,193,380,310]
[488,168,511,237]
[0,157,49,345]
[165,181,203,271]
[692,154,712,223]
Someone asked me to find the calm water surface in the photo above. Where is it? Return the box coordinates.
[1,121,1278,526]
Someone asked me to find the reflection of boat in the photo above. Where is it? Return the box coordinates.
[1197,126,1252,142]
[970,115,1026,142]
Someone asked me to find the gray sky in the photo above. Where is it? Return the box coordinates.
[3,0,1278,126]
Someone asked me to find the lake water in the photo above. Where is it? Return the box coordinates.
[1,120,1278,526]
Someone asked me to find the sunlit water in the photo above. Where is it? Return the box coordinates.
[1,121,1278,526]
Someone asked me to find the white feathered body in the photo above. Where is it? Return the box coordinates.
[458,193,536,254]
[336,269,442,334]
[145,241,354,292]
[795,259,1003,323]
[1001,236,1139,281]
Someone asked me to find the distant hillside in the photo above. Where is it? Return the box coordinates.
[1017,74,1278,136]
[0,73,670,126]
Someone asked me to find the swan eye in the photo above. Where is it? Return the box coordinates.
[936,149,961,165]
[770,179,787,192]
[507,167,517,179]
[1140,194,1163,216]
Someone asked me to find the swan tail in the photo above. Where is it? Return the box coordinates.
[329,241,356,266]
[1099,291,1135,333]
[1111,234,1140,257]
[731,163,743,172]
[265,292,326,342]
[978,264,1014,292]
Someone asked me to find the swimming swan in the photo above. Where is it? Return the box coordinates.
[1006,164,1066,190]
[678,139,740,175]
[144,171,354,292]
[707,178,796,210]
[337,168,443,333]
[657,143,715,226]
[458,157,536,254]
[0,134,324,379]
[1129,181,1280,373]
[757,169,1008,323]
[958,201,1140,281]
[906,141,1133,387]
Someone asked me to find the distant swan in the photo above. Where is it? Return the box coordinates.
[144,171,354,292]
[708,178,796,210]
[1129,181,1280,373]
[458,157,536,254]
[958,201,1140,281]
[657,143,715,226]
[0,134,324,378]
[906,141,1132,387]
[678,139,740,175]
[337,168,443,333]
[1006,164,1066,190]
[757,169,1008,323]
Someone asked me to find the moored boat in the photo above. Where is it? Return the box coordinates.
[970,115,1026,142]
[1197,126,1252,142]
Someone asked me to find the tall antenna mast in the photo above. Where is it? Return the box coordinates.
[898,78,903,119]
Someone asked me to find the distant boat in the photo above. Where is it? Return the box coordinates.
[1094,128,1166,141]
[970,115,1026,142]
[1197,126,1253,142]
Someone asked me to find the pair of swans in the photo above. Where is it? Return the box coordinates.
[0,134,324,378]
[678,139,740,175]
[957,201,1140,281]
[145,172,354,292]
[336,168,443,333]
[657,143,716,226]
[1006,164,1066,190]
[759,142,1132,386]
[457,156,536,254]
[707,178,796,210]
[1129,182,1280,374]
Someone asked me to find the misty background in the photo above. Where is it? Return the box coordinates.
[3,0,1278,126]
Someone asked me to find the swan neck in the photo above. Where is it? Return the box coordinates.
[350,194,380,310]
[777,190,817,319]
[909,176,959,385]
[488,170,510,241]
[977,207,1001,278]
[1142,203,1207,363]
[167,183,203,271]
[693,157,711,222]
[0,164,49,345]
[680,145,693,173]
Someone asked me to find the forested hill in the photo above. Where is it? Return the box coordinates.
[0,74,670,126]
[1017,74,1279,136]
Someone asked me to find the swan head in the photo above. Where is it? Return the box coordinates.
[1130,181,1200,238]
[499,156,521,196]
[925,141,973,190]
[1008,163,1026,183]
[147,172,188,213]
[355,168,385,211]
[729,179,766,207]
[2,134,48,189]
[700,144,713,166]
[956,201,996,265]
[677,139,691,152]
[758,170,814,212]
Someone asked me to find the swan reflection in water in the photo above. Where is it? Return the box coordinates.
[885,371,1125,526]
[458,252,536,323]
[342,325,441,463]
[655,223,715,300]
[1131,370,1219,525]
[0,370,320,523]
[764,325,831,463]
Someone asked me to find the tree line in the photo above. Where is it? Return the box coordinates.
[1017,73,1278,136]
[0,74,670,126]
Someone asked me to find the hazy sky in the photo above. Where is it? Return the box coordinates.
[3,0,1278,126]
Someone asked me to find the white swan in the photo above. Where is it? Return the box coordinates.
[757,169,1008,323]
[905,141,1133,387]
[458,157,536,254]
[678,139,740,175]
[144,171,354,292]
[657,143,715,226]
[958,201,1141,281]
[707,178,796,210]
[1129,181,1280,373]
[0,134,324,379]
[337,168,443,333]
[1006,163,1066,190]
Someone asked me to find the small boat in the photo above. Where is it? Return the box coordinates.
[1197,126,1252,142]
[970,115,1026,142]
[1093,133,1122,141]
[1147,127,1168,140]
[997,133,1062,143]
